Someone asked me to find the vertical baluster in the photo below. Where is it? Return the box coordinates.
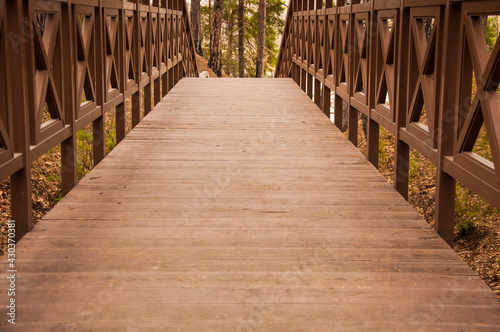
[7,0,32,241]
[61,2,77,195]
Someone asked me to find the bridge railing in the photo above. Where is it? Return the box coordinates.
[276,0,500,245]
[0,0,198,240]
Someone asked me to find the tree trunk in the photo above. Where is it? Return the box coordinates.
[226,10,235,76]
[481,15,488,35]
[209,0,224,77]
[190,0,202,55]
[342,101,348,133]
[238,0,245,77]
[255,0,266,77]
[209,0,212,37]
[423,18,432,41]
[360,113,368,141]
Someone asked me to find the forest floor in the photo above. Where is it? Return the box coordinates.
[353,123,500,295]
[0,59,498,295]
[196,54,229,78]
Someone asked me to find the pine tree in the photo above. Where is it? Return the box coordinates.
[191,0,203,55]
[209,0,224,77]
[238,0,245,77]
[255,0,266,77]
[200,0,284,77]
[224,1,237,76]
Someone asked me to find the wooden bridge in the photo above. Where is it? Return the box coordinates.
[1,0,500,330]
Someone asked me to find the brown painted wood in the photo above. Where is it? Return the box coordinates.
[0,0,198,240]
[0,78,498,329]
[275,0,500,245]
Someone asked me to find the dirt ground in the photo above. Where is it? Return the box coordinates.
[196,54,229,78]
[352,121,500,295]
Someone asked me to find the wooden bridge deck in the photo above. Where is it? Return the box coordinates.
[1,78,499,330]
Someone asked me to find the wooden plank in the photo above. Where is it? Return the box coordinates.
[0,78,498,329]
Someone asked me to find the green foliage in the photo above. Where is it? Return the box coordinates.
[54,192,63,203]
[455,218,476,240]
[378,127,390,166]
[200,0,285,76]
[485,16,499,53]
[42,146,61,182]
[454,182,498,240]
[472,124,493,162]
[43,173,60,183]
[105,118,116,154]
[75,115,116,181]
[76,127,93,181]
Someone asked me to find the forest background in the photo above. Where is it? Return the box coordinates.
[189,0,286,77]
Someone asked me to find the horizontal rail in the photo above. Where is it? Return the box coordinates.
[0,0,199,240]
[276,0,500,245]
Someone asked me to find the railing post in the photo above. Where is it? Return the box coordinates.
[152,1,161,106]
[321,0,332,117]
[161,0,169,96]
[394,2,410,200]
[131,0,141,128]
[299,64,304,88]
[116,2,126,144]
[314,79,321,108]
[300,0,306,92]
[306,0,314,100]
[334,94,343,130]
[61,1,77,195]
[116,102,126,143]
[366,1,379,168]
[347,3,357,146]
[7,0,32,241]
[93,1,106,165]
[144,83,152,115]
[322,87,331,117]
[307,74,313,99]
[334,0,344,131]
[162,73,169,96]
[154,75,161,105]
[132,91,141,128]
[144,2,152,116]
[435,0,460,246]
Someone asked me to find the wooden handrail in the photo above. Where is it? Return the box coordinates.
[276,0,500,245]
[0,0,199,241]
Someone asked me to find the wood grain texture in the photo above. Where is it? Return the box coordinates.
[0,78,499,330]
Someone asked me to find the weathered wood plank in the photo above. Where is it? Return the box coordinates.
[0,78,498,329]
